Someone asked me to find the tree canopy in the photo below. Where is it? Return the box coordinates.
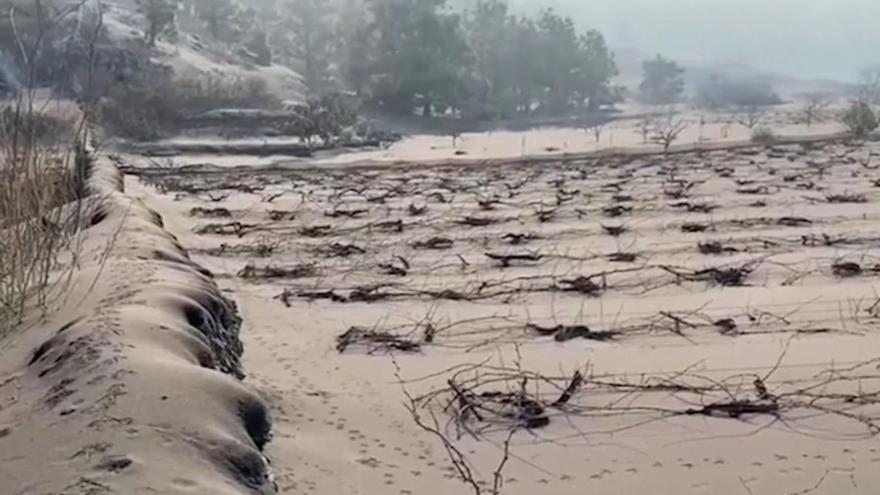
[363,0,472,116]
[138,0,178,46]
[638,55,685,105]
[132,0,623,120]
[285,0,335,89]
[279,0,621,119]
[694,73,782,109]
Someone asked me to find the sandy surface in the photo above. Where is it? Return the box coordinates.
[115,107,846,171]
[316,114,843,165]
[126,136,880,494]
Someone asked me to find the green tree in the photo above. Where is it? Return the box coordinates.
[365,0,472,116]
[288,0,335,91]
[139,0,178,46]
[247,31,272,66]
[694,74,781,109]
[278,94,358,146]
[236,6,260,43]
[193,0,239,40]
[461,4,617,117]
[533,8,581,114]
[335,0,373,96]
[858,67,880,105]
[461,0,545,119]
[462,0,514,118]
[196,0,263,47]
[281,0,620,120]
[639,55,685,105]
[576,29,618,111]
[503,16,541,115]
[842,101,879,137]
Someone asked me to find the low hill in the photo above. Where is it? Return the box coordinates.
[614,46,855,99]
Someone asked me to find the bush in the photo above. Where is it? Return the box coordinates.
[751,126,777,144]
[246,32,272,67]
[0,63,17,96]
[695,74,783,109]
[0,103,84,338]
[842,101,879,137]
[176,75,278,112]
[1,106,79,144]
[97,71,279,140]
[639,55,685,105]
[276,94,359,147]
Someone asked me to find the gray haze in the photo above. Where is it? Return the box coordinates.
[509,0,877,82]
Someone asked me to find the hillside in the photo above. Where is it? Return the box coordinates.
[613,46,855,98]
[0,0,305,103]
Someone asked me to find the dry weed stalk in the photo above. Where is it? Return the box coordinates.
[0,0,100,339]
[394,356,518,495]
[408,342,880,444]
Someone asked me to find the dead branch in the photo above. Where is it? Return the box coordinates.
[320,242,367,258]
[238,263,317,280]
[670,201,716,213]
[681,222,710,233]
[601,224,627,236]
[190,207,231,218]
[526,324,618,342]
[267,209,296,221]
[698,241,738,255]
[458,216,502,227]
[607,252,638,263]
[602,205,632,217]
[194,221,255,237]
[379,256,409,277]
[831,261,874,278]
[502,233,539,245]
[535,205,558,223]
[371,219,405,233]
[413,237,454,250]
[661,262,757,287]
[557,276,603,295]
[826,192,868,204]
[325,207,369,218]
[408,202,428,216]
[336,326,420,353]
[777,217,813,227]
[485,252,543,268]
[198,241,279,258]
[299,225,334,237]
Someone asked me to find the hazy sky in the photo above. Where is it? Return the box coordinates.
[509,0,878,82]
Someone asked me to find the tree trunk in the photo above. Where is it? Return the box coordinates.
[209,15,219,39]
[586,91,599,112]
[422,99,432,118]
[148,17,158,46]
[304,32,313,88]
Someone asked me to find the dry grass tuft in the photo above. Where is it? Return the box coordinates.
[0,100,87,339]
